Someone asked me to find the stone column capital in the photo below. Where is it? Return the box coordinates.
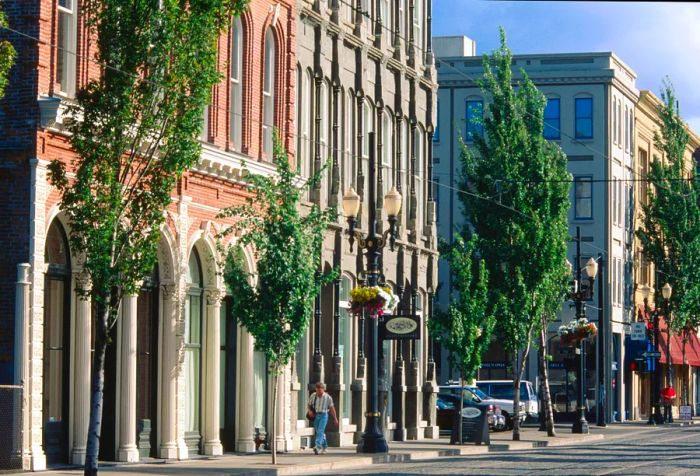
[204,288,225,306]
[161,283,179,300]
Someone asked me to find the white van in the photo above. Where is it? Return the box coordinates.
[476,380,539,422]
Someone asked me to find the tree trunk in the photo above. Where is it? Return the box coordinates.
[271,369,279,465]
[84,306,110,476]
[538,321,555,437]
[512,324,534,441]
[682,337,688,406]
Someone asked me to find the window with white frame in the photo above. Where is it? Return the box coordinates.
[380,0,390,28]
[230,17,243,150]
[617,100,622,147]
[344,0,354,23]
[543,97,560,140]
[320,80,330,198]
[262,30,276,159]
[612,96,617,145]
[434,99,440,142]
[382,110,393,198]
[402,119,409,228]
[398,0,406,38]
[617,179,623,228]
[295,67,302,173]
[628,110,634,151]
[624,105,629,152]
[413,0,423,52]
[612,178,618,226]
[574,98,593,139]
[57,0,77,96]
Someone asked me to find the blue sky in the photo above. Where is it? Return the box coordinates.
[433,1,700,133]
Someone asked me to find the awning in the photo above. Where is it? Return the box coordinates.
[657,316,700,366]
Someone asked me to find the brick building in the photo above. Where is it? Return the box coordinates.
[1,0,296,470]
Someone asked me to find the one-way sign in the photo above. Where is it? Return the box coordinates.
[642,351,662,358]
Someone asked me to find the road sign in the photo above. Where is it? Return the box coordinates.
[642,351,661,358]
[631,322,647,341]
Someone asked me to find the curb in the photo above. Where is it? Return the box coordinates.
[251,434,604,475]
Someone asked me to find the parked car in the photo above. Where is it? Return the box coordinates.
[476,380,539,423]
[436,386,505,434]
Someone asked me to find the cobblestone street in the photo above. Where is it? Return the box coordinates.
[335,425,700,475]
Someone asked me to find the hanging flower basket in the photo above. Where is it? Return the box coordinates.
[349,285,400,318]
[558,318,597,347]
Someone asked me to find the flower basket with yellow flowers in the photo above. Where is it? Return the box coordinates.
[349,285,400,317]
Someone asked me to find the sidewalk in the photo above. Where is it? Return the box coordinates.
[42,425,638,476]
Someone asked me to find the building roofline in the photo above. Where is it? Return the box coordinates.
[639,90,700,148]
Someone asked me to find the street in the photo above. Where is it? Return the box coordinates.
[332,426,700,475]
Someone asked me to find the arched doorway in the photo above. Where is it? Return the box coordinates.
[136,265,159,457]
[42,220,71,464]
[184,249,204,454]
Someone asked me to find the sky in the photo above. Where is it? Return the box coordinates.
[432,1,700,133]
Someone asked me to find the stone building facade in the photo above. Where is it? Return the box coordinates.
[2,0,297,470]
[433,37,640,423]
[293,0,439,447]
[629,90,700,421]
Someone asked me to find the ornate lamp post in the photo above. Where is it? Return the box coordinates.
[568,227,598,434]
[662,282,673,423]
[641,284,664,425]
[342,132,401,454]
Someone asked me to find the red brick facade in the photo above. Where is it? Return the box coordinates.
[0,0,296,384]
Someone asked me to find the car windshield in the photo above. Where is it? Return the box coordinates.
[468,387,490,400]
[479,383,529,400]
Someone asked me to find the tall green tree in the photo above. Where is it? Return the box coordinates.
[637,80,700,400]
[47,1,248,474]
[458,29,571,440]
[430,234,494,444]
[219,136,335,464]
[0,1,16,98]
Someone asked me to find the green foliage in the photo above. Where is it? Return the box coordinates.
[220,134,336,374]
[47,0,249,316]
[0,2,16,98]
[637,79,700,331]
[459,28,571,354]
[430,235,494,382]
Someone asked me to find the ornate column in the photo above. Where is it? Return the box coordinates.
[405,289,421,440]
[422,286,439,438]
[14,263,30,465]
[203,289,223,455]
[159,283,179,459]
[27,159,49,471]
[117,293,139,462]
[71,270,91,464]
[236,328,256,453]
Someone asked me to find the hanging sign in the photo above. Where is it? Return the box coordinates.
[380,314,421,340]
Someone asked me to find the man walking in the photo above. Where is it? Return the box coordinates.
[308,382,338,454]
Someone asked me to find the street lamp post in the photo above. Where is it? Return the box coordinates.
[662,282,673,424]
[641,284,666,425]
[569,227,598,434]
[342,132,401,454]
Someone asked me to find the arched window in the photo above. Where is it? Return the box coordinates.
[362,99,375,184]
[343,90,354,191]
[624,105,629,152]
[617,100,622,147]
[184,249,203,453]
[414,125,425,228]
[304,69,313,181]
[230,17,243,150]
[612,96,617,145]
[402,118,410,228]
[56,0,77,96]
[319,80,330,165]
[262,29,276,159]
[382,109,394,198]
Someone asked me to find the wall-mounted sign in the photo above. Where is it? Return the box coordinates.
[380,314,421,340]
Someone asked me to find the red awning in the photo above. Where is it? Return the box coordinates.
[657,317,700,366]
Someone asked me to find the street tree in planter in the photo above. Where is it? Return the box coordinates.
[47,1,249,474]
[429,234,494,444]
[458,28,571,440]
[0,2,16,98]
[219,135,335,464]
[637,80,700,401]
